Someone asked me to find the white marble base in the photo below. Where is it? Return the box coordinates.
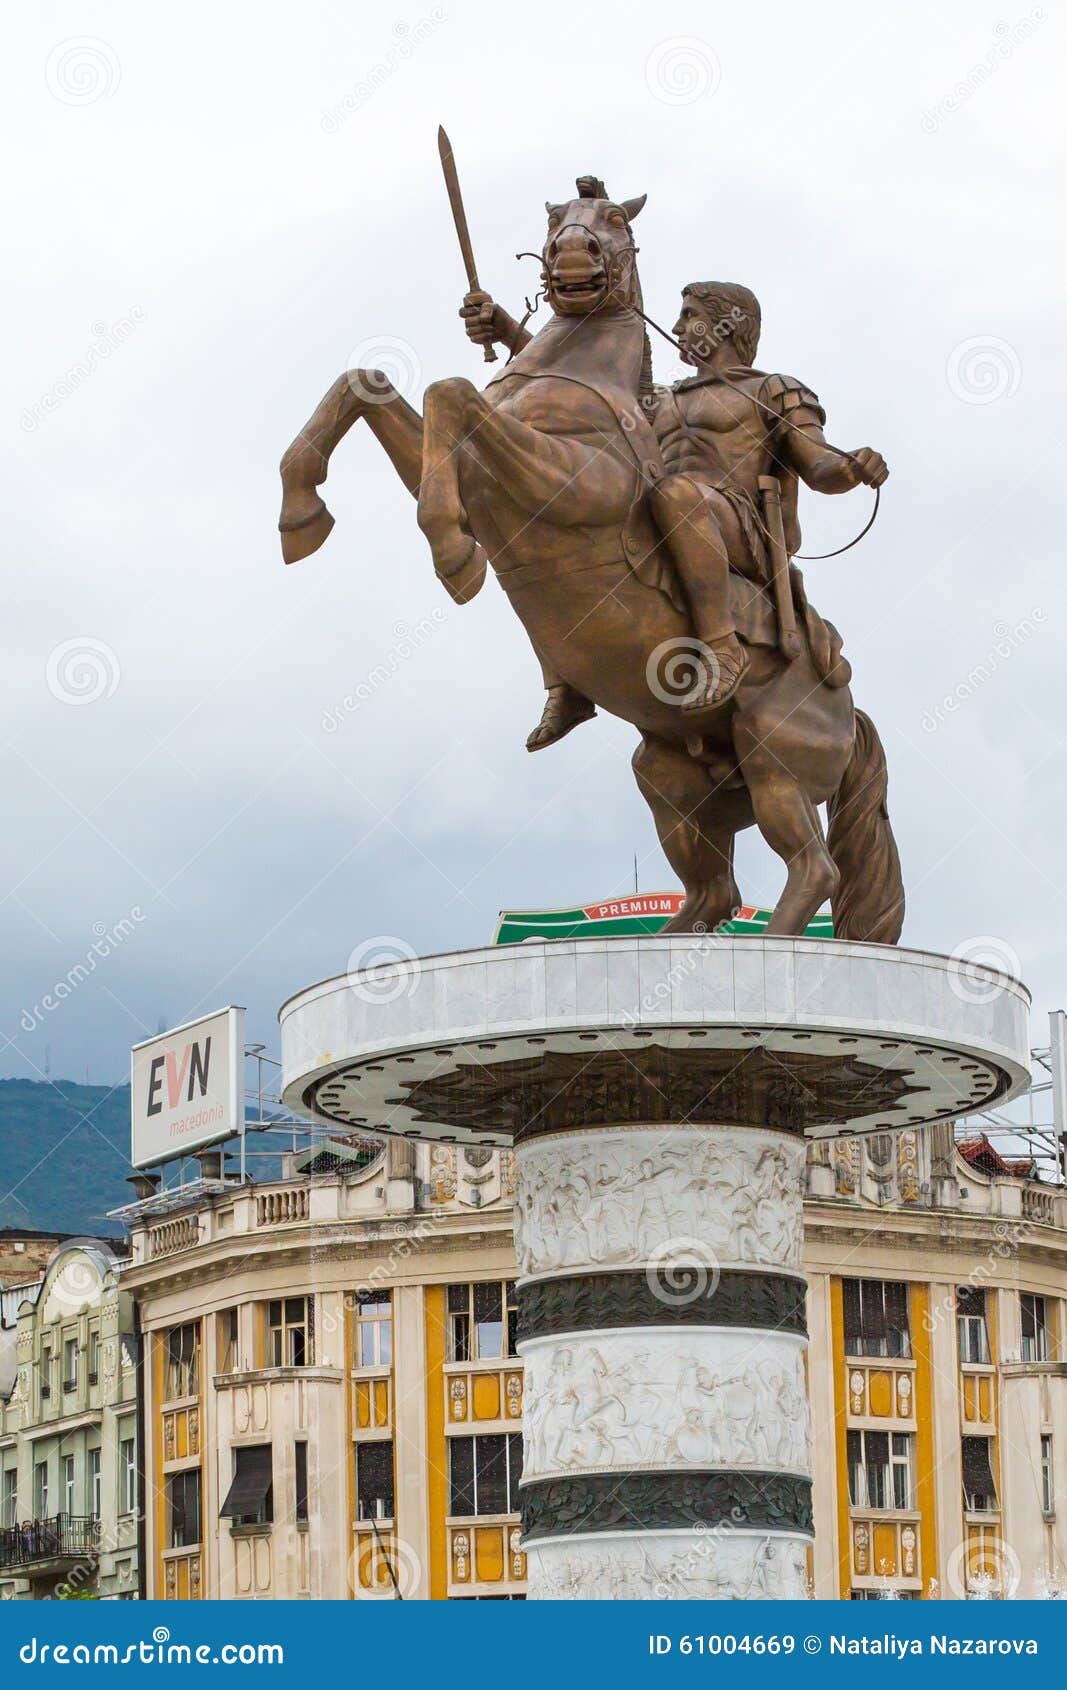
[280,937,1032,1143]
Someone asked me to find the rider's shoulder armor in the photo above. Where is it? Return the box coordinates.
[758,372,825,425]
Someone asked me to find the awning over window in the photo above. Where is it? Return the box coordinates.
[219,1446,272,1519]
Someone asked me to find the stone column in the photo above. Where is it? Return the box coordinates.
[514,1123,813,1599]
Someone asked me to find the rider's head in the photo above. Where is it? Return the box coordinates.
[674,282,761,367]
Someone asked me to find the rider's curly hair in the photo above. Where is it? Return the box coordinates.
[682,281,761,366]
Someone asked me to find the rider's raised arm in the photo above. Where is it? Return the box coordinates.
[762,373,888,494]
[460,291,533,356]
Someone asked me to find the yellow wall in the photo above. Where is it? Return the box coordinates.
[423,1287,448,1601]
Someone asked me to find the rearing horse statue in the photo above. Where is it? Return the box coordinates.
[278,181,904,942]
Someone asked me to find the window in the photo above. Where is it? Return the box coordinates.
[217,1307,239,1373]
[354,1292,392,1368]
[167,1469,201,1548]
[355,1441,395,1522]
[63,1454,76,1516]
[33,1461,48,1518]
[842,1280,911,1358]
[957,1286,990,1364]
[120,1439,137,1515]
[448,1434,523,1517]
[847,1430,913,1511]
[40,1345,52,1399]
[1021,1294,1051,1363]
[166,1322,201,1399]
[962,1436,999,1512]
[1041,1434,1055,1516]
[851,1588,918,1600]
[447,1282,519,1362]
[265,1298,314,1368]
[88,1329,100,1384]
[87,1448,101,1517]
[219,1445,273,1527]
[62,1337,78,1391]
[295,1443,309,1523]
[1,1469,16,1529]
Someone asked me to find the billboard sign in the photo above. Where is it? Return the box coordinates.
[131,1006,244,1168]
[493,895,832,945]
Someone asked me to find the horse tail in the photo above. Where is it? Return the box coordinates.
[827,708,905,943]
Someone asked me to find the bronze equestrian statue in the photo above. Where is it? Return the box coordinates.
[278,174,903,944]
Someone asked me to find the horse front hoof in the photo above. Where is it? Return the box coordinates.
[436,536,487,604]
[280,498,335,564]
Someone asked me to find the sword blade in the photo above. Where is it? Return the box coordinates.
[438,125,480,292]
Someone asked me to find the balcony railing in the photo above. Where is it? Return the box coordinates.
[0,1515,100,1569]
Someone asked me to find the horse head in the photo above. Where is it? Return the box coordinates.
[541,177,647,316]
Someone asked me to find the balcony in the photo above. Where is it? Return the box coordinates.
[0,1514,100,1572]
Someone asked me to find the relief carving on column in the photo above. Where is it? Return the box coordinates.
[514,1128,806,1277]
[527,1533,809,1601]
[521,1332,810,1479]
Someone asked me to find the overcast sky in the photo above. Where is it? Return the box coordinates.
[3,0,1064,1094]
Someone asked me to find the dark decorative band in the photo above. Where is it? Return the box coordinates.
[517,1270,807,1340]
[520,1470,813,1543]
[381,1040,930,1138]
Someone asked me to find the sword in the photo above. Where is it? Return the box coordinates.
[438,125,497,364]
[758,474,802,662]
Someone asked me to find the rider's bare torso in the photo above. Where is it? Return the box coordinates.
[655,370,780,493]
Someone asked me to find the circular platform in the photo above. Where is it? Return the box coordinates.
[279,936,1031,1146]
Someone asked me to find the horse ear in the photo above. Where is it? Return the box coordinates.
[621,194,647,221]
[545,201,561,217]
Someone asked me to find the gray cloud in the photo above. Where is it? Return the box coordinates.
[4,0,1066,1089]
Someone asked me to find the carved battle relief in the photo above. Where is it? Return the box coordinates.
[527,1532,810,1601]
[521,1331,810,1480]
[514,1128,806,1277]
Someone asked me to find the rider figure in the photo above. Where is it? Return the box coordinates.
[461,280,888,749]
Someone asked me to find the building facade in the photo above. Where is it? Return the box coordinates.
[0,1242,140,1599]
[118,1127,1067,1601]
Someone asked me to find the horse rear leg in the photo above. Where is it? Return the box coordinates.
[632,735,746,933]
[279,372,423,563]
[738,740,839,936]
